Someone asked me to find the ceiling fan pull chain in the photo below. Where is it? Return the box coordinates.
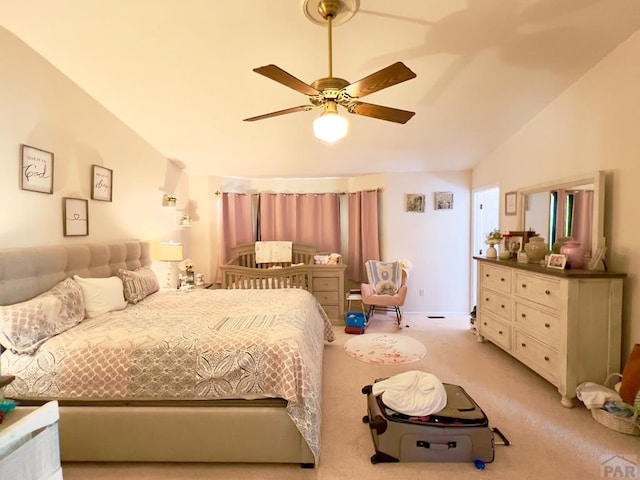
[327,14,333,78]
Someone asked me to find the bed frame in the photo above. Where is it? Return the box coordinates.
[219,242,316,290]
[0,241,315,466]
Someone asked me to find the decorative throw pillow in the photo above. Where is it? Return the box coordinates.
[117,266,160,304]
[365,260,401,295]
[0,296,62,354]
[36,277,85,328]
[619,343,640,405]
[73,275,128,318]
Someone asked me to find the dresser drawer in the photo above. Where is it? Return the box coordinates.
[322,305,340,319]
[514,330,559,382]
[479,313,511,350]
[514,302,561,348]
[479,288,511,321]
[480,263,511,294]
[312,277,339,292]
[314,291,339,305]
[515,272,561,309]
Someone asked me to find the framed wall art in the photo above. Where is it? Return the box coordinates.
[20,144,54,194]
[63,197,89,237]
[91,165,113,202]
[406,194,425,212]
[434,191,453,210]
[505,191,517,216]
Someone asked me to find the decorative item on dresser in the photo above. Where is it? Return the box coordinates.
[473,256,625,408]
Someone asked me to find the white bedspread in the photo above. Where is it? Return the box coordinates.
[1,288,334,462]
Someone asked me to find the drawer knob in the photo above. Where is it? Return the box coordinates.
[521,313,526,318]
[485,298,489,302]
[485,273,489,277]
[544,323,550,328]
[498,330,503,335]
[521,342,526,348]
[544,356,550,361]
[501,304,505,309]
[545,290,551,295]
[483,322,487,326]
[500,278,505,282]
[521,284,527,288]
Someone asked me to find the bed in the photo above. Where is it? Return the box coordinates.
[0,241,334,466]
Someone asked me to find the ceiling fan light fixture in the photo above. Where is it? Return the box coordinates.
[313,102,348,143]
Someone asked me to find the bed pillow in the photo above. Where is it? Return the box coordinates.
[73,275,128,318]
[365,260,401,295]
[0,296,63,354]
[117,266,160,304]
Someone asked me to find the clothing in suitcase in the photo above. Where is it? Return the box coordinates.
[362,381,495,464]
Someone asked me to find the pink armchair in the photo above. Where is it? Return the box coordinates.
[361,267,408,326]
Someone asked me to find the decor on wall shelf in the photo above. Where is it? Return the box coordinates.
[405,194,425,212]
[20,144,54,194]
[163,194,177,206]
[434,192,453,210]
[62,197,89,237]
[91,165,113,202]
[505,191,517,216]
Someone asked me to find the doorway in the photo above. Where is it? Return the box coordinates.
[471,187,499,311]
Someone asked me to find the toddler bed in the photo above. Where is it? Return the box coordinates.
[0,241,334,466]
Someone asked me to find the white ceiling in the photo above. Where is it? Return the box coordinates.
[1,0,639,178]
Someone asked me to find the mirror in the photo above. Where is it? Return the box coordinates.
[519,171,605,258]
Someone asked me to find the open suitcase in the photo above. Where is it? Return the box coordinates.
[362,381,506,465]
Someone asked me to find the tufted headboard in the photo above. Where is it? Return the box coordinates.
[0,240,151,306]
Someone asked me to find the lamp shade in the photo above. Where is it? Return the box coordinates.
[157,242,183,262]
[313,102,348,143]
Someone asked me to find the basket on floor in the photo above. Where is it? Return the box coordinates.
[590,407,640,436]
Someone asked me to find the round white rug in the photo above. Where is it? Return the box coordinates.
[344,333,427,365]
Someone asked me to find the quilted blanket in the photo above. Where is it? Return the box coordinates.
[1,288,335,461]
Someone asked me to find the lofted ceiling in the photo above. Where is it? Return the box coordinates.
[1,0,640,178]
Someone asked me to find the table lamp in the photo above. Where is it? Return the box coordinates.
[157,241,183,288]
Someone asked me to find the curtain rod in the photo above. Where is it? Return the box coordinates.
[214,188,381,196]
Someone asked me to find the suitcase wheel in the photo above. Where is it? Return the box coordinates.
[370,454,380,465]
[361,385,373,395]
[362,415,370,424]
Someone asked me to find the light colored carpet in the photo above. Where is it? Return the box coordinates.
[343,332,427,364]
[62,314,639,479]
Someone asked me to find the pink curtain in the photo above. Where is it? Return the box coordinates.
[216,193,254,282]
[258,193,341,253]
[571,190,593,255]
[347,190,380,282]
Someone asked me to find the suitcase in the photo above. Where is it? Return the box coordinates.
[362,381,501,465]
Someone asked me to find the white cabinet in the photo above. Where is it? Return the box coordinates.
[475,258,624,407]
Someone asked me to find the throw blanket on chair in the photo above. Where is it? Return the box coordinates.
[255,241,293,263]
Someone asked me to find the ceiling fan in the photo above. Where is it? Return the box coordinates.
[243,0,417,143]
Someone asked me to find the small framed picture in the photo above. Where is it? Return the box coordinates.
[434,192,453,210]
[505,191,517,216]
[406,194,425,212]
[20,144,54,194]
[547,253,567,270]
[91,165,113,202]
[508,236,523,254]
[63,197,89,237]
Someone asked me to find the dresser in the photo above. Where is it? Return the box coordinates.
[474,257,625,407]
[310,264,347,325]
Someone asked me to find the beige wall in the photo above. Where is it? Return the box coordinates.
[472,30,640,361]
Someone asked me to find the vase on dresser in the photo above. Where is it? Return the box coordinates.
[560,240,585,269]
[485,240,500,258]
[524,236,548,264]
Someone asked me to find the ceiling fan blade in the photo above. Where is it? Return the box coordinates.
[253,65,320,96]
[347,102,415,124]
[244,105,314,122]
[343,62,417,99]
